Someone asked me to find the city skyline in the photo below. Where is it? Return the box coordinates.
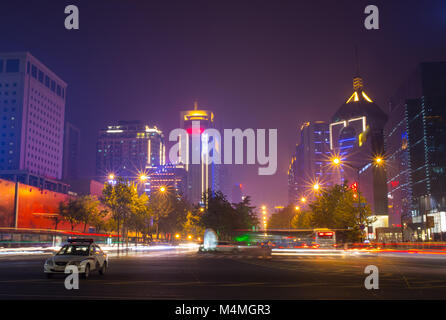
[1,0,445,209]
[2,0,446,304]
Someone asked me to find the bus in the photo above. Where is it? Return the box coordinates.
[313,228,336,247]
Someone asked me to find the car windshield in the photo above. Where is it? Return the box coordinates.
[57,244,90,256]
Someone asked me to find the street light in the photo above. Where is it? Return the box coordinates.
[295,206,300,211]
[108,173,115,181]
[159,186,166,193]
[139,174,148,182]
[374,156,384,166]
[313,183,320,191]
[332,157,341,165]
[300,197,306,203]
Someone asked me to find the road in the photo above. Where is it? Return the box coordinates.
[0,249,446,299]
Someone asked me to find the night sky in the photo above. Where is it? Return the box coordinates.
[1,0,446,208]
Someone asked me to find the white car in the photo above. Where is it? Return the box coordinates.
[44,239,108,279]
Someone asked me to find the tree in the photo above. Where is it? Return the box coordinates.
[201,190,236,239]
[159,196,191,240]
[183,208,204,239]
[149,190,175,239]
[127,192,152,244]
[102,178,138,248]
[291,209,312,229]
[76,195,103,233]
[59,198,82,231]
[308,183,374,242]
[232,196,259,230]
[201,190,258,239]
[268,205,297,229]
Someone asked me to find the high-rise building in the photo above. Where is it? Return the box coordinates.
[179,101,219,205]
[96,120,165,181]
[63,122,80,181]
[329,73,388,231]
[0,52,67,192]
[387,62,446,239]
[144,163,187,197]
[288,121,331,205]
[384,100,412,228]
[231,183,243,203]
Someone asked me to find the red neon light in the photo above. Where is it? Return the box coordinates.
[186,128,205,135]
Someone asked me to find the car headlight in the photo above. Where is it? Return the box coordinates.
[45,260,54,266]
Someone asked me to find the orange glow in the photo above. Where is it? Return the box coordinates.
[374,156,384,165]
[332,157,341,165]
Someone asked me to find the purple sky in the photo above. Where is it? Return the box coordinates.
[1,0,446,209]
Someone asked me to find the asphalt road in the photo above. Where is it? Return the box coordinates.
[0,249,446,299]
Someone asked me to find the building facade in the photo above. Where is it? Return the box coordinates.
[0,52,67,192]
[329,74,388,232]
[388,62,446,240]
[384,100,412,228]
[288,121,331,205]
[63,122,80,181]
[179,101,219,205]
[144,163,187,198]
[96,120,165,181]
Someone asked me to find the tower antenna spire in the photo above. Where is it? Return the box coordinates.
[355,45,360,77]
[353,45,363,91]
[193,99,198,110]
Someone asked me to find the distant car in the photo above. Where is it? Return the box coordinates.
[199,241,261,253]
[44,238,108,279]
[199,240,236,253]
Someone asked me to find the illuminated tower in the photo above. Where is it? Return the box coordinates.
[329,71,388,221]
[179,101,218,205]
[96,120,165,181]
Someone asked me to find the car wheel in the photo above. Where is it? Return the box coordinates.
[46,273,53,279]
[99,262,107,275]
[82,264,90,279]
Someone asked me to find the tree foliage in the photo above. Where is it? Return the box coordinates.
[268,205,296,229]
[200,190,258,238]
[292,183,374,242]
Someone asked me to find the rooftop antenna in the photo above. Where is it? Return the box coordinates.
[353,45,363,91]
[193,99,198,110]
